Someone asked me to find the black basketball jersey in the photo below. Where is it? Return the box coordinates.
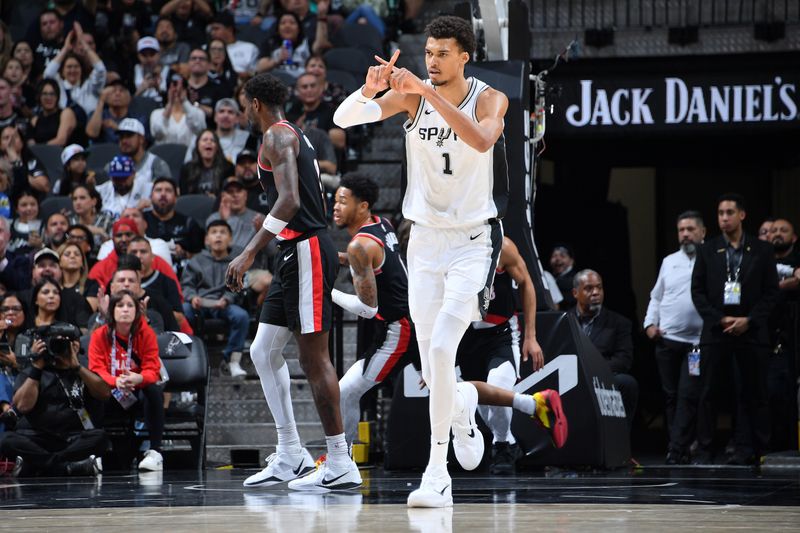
[353,216,409,323]
[257,120,327,242]
[473,268,516,328]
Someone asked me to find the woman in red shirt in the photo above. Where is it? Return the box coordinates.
[89,289,164,471]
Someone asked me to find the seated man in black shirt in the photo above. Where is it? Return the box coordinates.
[128,236,186,330]
[186,47,226,122]
[286,72,345,151]
[0,332,109,477]
[143,177,205,264]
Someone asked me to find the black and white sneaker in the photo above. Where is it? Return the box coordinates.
[287,458,362,492]
[243,448,316,488]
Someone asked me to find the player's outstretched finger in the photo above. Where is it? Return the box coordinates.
[374,49,400,75]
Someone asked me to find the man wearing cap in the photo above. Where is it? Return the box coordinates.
[208,11,259,76]
[85,79,146,144]
[54,144,95,195]
[214,99,256,162]
[206,177,261,252]
[134,36,166,104]
[114,118,171,185]
[96,155,152,220]
[235,149,270,213]
[97,207,173,268]
[143,177,205,261]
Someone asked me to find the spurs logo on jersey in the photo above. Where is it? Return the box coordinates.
[473,268,517,329]
[402,77,509,228]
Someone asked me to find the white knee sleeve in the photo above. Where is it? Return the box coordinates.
[339,359,376,445]
[483,361,518,444]
[250,323,296,429]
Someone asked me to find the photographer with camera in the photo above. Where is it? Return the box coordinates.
[88,289,165,472]
[0,318,109,477]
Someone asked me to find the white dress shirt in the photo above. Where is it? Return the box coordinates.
[644,249,703,344]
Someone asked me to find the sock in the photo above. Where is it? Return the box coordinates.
[276,424,302,454]
[326,433,350,466]
[339,360,375,445]
[513,393,536,416]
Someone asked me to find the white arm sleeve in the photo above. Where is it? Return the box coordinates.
[332,288,378,319]
[333,87,383,129]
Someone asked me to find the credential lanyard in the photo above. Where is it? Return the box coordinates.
[110,330,134,377]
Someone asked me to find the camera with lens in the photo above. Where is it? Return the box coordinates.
[31,322,81,363]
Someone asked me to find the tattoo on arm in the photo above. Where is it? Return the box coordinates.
[263,126,301,223]
[349,239,378,308]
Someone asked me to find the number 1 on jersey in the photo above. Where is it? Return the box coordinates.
[442,153,453,175]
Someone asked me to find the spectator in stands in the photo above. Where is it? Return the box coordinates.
[150,72,206,148]
[234,149,269,213]
[98,206,172,268]
[206,38,238,97]
[212,98,256,161]
[690,193,778,465]
[209,10,259,77]
[336,0,389,37]
[28,1,95,44]
[304,54,346,106]
[54,144,95,196]
[206,176,260,251]
[644,210,705,464]
[115,118,171,184]
[128,237,186,332]
[2,125,51,202]
[65,223,96,265]
[287,72,346,151]
[28,79,78,147]
[181,219,249,378]
[43,23,107,121]
[0,310,108,477]
[573,269,639,429]
[57,242,94,308]
[96,155,151,220]
[143,176,205,261]
[186,48,224,122]
[0,160,11,219]
[256,12,323,78]
[550,244,577,309]
[85,79,145,144]
[11,42,36,85]
[0,78,23,132]
[230,0,274,27]
[180,129,235,196]
[89,288,164,472]
[24,276,81,331]
[3,59,36,119]
[8,191,43,254]
[0,217,33,291]
[758,218,774,241]
[161,0,213,49]
[43,212,70,249]
[69,184,113,249]
[0,293,25,393]
[0,21,12,69]
[133,37,166,105]
[28,9,66,76]
[304,126,338,178]
[274,0,319,45]
[155,16,191,67]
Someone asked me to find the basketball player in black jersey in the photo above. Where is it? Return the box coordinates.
[226,74,362,491]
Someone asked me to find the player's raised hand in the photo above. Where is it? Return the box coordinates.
[363,49,400,98]
[387,67,426,95]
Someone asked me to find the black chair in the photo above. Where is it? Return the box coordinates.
[237,23,266,46]
[29,144,64,187]
[176,194,216,226]
[326,69,361,94]
[332,22,384,58]
[324,47,372,78]
[269,69,298,91]
[129,96,160,123]
[86,143,119,173]
[150,143,188,181]
[39,196,73,222]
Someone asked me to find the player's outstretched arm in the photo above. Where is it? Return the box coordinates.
[332,238,379,319]
[426,86,508,153]
[226,127,301,291]
[500,237,544,370]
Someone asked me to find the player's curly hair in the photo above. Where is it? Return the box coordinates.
[243,73,289,109]
[340,172,379,209]
[425,15,476,56]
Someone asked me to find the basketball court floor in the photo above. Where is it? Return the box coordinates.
[1,464,799,531]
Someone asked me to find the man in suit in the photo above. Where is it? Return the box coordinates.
[691,193,779,465]
[573,269,638,428]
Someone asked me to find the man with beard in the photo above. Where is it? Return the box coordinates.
[43,213,70,249]
[214,99,256,162]
[644,211,706,464]
[26,9,65,75]
[767,218,800,450]
[234,149,269,214]
[574,269,638,431]
[97,207,172,268]
[206,177,260,252]
[85,80,148,144]
[550,244,577,309]
[143,177,205,263]
[96,155,152,220]
[111,118,171,185]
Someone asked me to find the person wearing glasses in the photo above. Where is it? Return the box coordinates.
[186,48,225,122]
[0,293,26,431]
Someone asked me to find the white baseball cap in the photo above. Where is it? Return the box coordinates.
[117,118,146,137]
[137,36,160,53]
[60,144,87,165]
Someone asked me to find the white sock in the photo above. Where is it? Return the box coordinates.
[512,392,536,416]
[339,360,375,445]
[276,425,302,454]
[326,432,350,466]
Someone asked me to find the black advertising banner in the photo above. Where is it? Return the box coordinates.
[541,53,800,138]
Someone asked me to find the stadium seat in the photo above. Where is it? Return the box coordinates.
[130,96,160,122]
[236,23,265,46]
[332,22,384,58]
[29,144,64,187]
[150,142,188,181]
[176,194,215,226]
[86,143,119,173]
[324,47,372,78]
[326,69,361,94]
[269,69,298,90]
[39,196,73,222]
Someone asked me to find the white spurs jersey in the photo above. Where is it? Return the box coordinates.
[402,77,509,228]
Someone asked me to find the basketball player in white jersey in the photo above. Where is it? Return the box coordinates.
[334,15,561,507]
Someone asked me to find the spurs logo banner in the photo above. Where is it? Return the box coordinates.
[543,53,800,135]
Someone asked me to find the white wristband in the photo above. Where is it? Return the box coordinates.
[332,288,378,319]
[263,214,289,235]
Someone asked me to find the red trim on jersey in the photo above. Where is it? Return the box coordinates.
[376,317,411,381]
[483,313,509,325]
[358,215,381,229]
[274,120,301,140]
[309,236,324,331]
[496,267,505,274]
[257,159,272,172]
[354,232,384,248]
[373,268,383,275]
[276,227,305,241]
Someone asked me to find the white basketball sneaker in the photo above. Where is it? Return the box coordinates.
[287,457,362,492]
[243,448,316,488]
[451,382,484,470]
[138,449,163,472]
[407,464,453,508]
